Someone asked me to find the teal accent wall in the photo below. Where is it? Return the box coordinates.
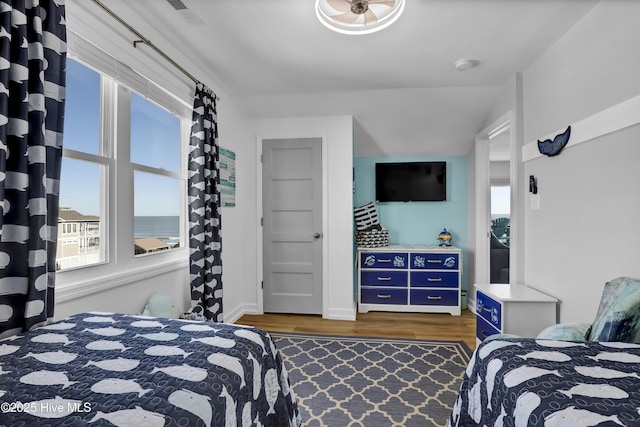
[354,156,468,292]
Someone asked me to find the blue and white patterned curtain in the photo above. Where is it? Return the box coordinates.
[187,83,222,322]
[0,0,66,336]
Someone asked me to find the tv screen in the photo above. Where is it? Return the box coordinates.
[375,161,446,202]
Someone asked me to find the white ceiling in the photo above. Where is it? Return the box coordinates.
[68,0,600,157]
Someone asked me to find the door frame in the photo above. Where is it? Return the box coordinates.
[255,133,329,316]
[474,110,521,286]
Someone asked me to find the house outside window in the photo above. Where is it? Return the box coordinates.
[56,206,101,270]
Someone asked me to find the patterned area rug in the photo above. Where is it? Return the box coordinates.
[271,333,472,427]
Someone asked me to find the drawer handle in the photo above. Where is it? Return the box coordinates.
[377,277,392,281]
[427,296,442,300]
[378,259,392,263]
[376,294,392,299]
[427,278,443,282]
[481,330,488,338]
[427,259,442,264]
[481,306,492,312]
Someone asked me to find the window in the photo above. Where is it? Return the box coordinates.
[490,186,510,218]
[57,56,188,274]
[134,171,182,254]
[131,93,184,256]
[130,92,181,172]
[57,61,105,271]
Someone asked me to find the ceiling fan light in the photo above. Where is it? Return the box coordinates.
[315,0,405,35]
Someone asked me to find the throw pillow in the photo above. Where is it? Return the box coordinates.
[587,277,640,342]
[353,202,379,231]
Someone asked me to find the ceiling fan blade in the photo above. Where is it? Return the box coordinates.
[330,11,360,25]
[363,9,378,25]
[368,0,396,6]
[326,0,353,13]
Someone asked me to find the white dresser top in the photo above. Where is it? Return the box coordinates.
[475,283,557,303]
[358,245,461,253]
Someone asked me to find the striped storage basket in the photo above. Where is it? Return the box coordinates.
[355,228,389,248]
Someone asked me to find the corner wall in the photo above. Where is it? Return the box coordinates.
[521,1,640,322]
[354,156,469,292]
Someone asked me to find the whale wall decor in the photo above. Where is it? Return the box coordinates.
[537,125,571,157]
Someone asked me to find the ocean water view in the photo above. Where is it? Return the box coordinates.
[134,216,180,238]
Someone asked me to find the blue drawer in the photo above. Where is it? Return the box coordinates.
[361,288,408,305]
[477,315,501,341]
[410,271,458,288]
[361,270,407,286]
[360,252,408,269]
[477,291,502,330]
[410,289,458,306]
[410,253,458,270]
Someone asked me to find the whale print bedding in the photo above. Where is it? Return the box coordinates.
[0,312,300,426]
[449,337,640,427]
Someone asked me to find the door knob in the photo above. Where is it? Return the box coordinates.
[314,232,322,239]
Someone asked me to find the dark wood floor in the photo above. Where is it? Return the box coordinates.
[236,309,477,350]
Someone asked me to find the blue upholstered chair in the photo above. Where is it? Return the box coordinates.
[537,277,640,342]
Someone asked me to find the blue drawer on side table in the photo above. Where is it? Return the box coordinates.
[477,316,501,341]
[477,290,502,330]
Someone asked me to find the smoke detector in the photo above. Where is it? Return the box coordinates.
[454,59,475,72]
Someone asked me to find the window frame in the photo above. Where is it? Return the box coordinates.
[56,45,191,298]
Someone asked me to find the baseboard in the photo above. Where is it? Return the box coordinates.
[324,305,357,321]
[225,303,258,324]
[226,303,357,322]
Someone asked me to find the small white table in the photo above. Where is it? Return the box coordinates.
[475,283,558,344]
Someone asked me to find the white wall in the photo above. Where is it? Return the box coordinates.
[522,1,640,145]
[521,1,640,322]
[253,116,356,320]
[55,267,189,319]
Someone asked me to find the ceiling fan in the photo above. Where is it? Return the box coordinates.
[315,0,405,35]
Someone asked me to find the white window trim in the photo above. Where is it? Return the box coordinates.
[57,35,192,301]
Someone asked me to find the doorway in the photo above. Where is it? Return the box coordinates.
[489,132,511,283]
[474,111,521,286]
[261,138,323,314]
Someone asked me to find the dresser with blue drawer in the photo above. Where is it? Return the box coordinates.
[475,283,558,345]
[358,245,462,316]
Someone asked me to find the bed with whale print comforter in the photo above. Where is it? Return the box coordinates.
[449,337,640,427]
[0,312,300,426]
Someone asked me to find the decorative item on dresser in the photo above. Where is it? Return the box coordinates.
[358,245,462,316]
[475,283,558,345]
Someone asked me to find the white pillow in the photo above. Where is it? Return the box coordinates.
[353,202,379,231]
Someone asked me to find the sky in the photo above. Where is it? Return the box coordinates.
[61,59,181,217]
[491,186,510,216]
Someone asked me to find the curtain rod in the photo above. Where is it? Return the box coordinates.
[90,0,220,101]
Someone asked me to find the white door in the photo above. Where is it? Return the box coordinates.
[262,138,322,314]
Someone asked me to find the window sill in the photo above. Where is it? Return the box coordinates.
[56,257,188,303]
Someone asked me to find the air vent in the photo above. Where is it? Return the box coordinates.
[167,0,188,11]
[165,0,207,27]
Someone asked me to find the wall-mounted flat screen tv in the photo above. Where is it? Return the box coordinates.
[375,161,446,202]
